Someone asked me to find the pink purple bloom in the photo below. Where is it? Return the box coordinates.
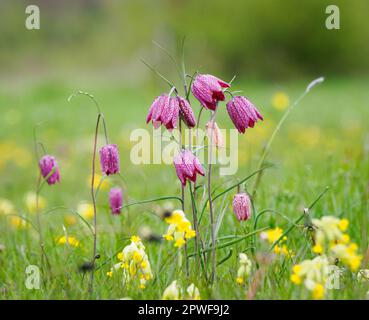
[39,155,60,185]
[99,144,120,176]
[146,94,179,130]
[177,96,196,128]
[232,193,251,222]
[226,96,263,134]
[109,187,123,214]
[191,74,230,111]
[173,150,205,186]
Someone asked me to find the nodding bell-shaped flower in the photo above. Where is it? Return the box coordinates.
[146,94,179,130]
[177,96,196,128]
[99,144,120,176]
[109,187,123,215]
[232,193,251,222]
[226,96,263,134]
[173,150,205,186]
[191,74,230,111]
[206,121,224,148]
[39,155,60,185]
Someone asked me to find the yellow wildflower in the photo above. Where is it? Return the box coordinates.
[163,210,195,249]
[77,202,94,220]
[25,192,46,214]
[312,284,324,300]
[56,235,80,247]
[271,92,289,111]
[0,198,16,215]
[90,174,109,191]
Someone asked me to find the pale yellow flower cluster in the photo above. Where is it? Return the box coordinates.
[236,253,252,285]
[260,227,294,257]
[290,255,329,300]
[107,236,153,289]
[163,210,196,249]
[312,216,362,272]
[162,280,200,300]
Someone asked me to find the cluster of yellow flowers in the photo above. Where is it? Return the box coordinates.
[0,193,48,229]
[291,216,362,299]
[260,227,294,257]
[163,210,196,248]
[162,280,201,300]
[107,236,153,289]
[56,235,80,247]
[236,253,252,285]
[312,216,362,272]
[290,255,329,300]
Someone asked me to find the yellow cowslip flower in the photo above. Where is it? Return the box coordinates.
[312,244,323,254]
[186,283,201,300]
[77,202,94,220]
[9,216,29,229]
[131,235,141,243]
[236,253,252,285]
[271,92,289,111]
[357,269,369,282]
[56,235,80,247]
[162,280,181,300]
[338,219,349,232]
[330,243,362,272]
[25,192,46,214]
[0,198,16,215]
[89,174,109,191]
[109,236,153,289]
[261,227,294,257]
[106,271,113,277]
[312,284,324,300]
[163,210,196,249]
[290,256,329,300]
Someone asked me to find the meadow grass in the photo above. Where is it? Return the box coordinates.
[0,76,368,299]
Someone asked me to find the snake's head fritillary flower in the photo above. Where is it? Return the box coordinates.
[39,155,60,185]
[146,94,179,130]
[177,96,196,128]
[109,187,123,215]
[206,121,224,147]
[99,144,120,176]
[232,193,251,222]
[226,96,263,134]
[173,150,205,186]
[191,74,230,111]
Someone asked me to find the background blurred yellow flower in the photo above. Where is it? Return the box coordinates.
[25,192,47,214]
[0,198,16,215]
[77,202,94,219]
[89,174,109,191]
[271,91,289,111]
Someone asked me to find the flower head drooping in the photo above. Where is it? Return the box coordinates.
[107,236,153,289]
[146,94,180,130]
[39,155,60,185]
[109,187,123,215]
[177,96,196,128]
[99,144,120,176]
[163,210,196,248]
[206,121,224,147]
[232,193,251,222]
[236,253,252,284]
[173,150,205,186]
[290,255,329,300]
[226,96,263,134]
[191,74,230,110]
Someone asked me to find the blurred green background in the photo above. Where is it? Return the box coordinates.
[1,0,369,80]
